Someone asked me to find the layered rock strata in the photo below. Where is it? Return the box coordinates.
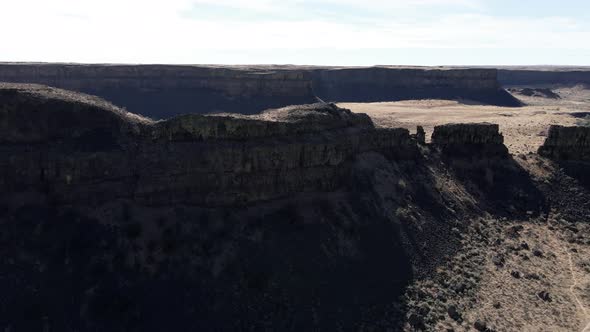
[0,84,541,331]
[538,125,590,161]
[0,84,417,207]
[498,68,590,86]
[312,67,521,107]
[0,64,318,118]
[0,64,521,118]
[431,123,508,157]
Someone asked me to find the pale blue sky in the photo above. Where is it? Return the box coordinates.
[1,0,589,65]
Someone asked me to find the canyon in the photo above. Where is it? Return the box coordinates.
[0,64,521,119]
[1,66,590,331]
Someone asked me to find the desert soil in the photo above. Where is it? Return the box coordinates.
[340,85,590,155]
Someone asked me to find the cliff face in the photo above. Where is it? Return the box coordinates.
[497,68,590,86]
[0,64,318,118]
[0,64,520,118]
[312,67,520,107]
[538,125,590,161]
[432,123,508,157]
[0,84,417,207]
[1,85,545,331]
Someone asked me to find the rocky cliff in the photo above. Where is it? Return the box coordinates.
[0,85,544,331]
[312,67,521,107]
[0,83,418,207]
[431,123,508,157]
[0,64,318,119]
[538,125,590,161]
[0,64,520,118]
[497,67,590,86]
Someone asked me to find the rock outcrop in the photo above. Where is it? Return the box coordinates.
[0,64,521,118]
[0,84,548,332]
[538,125,590,161]
[312,67,521,107]
[431,123,508,157]
[0,64,318,118]
[0,84,417,207]
[498,68,590,86]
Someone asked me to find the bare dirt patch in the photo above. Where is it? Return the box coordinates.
[340,86,590,155]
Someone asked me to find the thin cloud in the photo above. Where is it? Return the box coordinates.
[1,0,588,64]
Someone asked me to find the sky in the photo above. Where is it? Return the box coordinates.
[1,0,589,66]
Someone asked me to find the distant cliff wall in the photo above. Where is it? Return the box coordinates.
[498,69,590,86]
[312,67,521,107]
[0,64,318,119]
[0,64,520,118]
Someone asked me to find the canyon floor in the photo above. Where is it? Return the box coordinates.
[341,85,590,155]
[342,86,590,332]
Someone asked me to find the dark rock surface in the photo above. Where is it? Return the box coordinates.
[312,67,521,107]
[0,64,521,118]
[431,123,508,158]
[498,68,590,86]
[0,64,318,118]
[538,125,590,161]
[0,84,418,207]
[0,85,546,331]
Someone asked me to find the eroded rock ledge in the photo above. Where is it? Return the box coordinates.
[0,63,521,118]
[1,84,515,208]
[431,123,508,157]
[538,125,590,161]
[0,84,546,331]
[0,84,416,207]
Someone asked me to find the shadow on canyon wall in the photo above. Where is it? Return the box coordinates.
[80,87,319,118]
[0,147,549,331]
[0,86,564,331]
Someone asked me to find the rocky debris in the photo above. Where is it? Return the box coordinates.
[538,125,590,161]
[408,313,426,330]
[532,247,544,257]
[447,305,462,322]
[506,225,525,238]
[474,319,488,331]
[402,157,590,332]
[537,291,552,302]
[492,254,505,267]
